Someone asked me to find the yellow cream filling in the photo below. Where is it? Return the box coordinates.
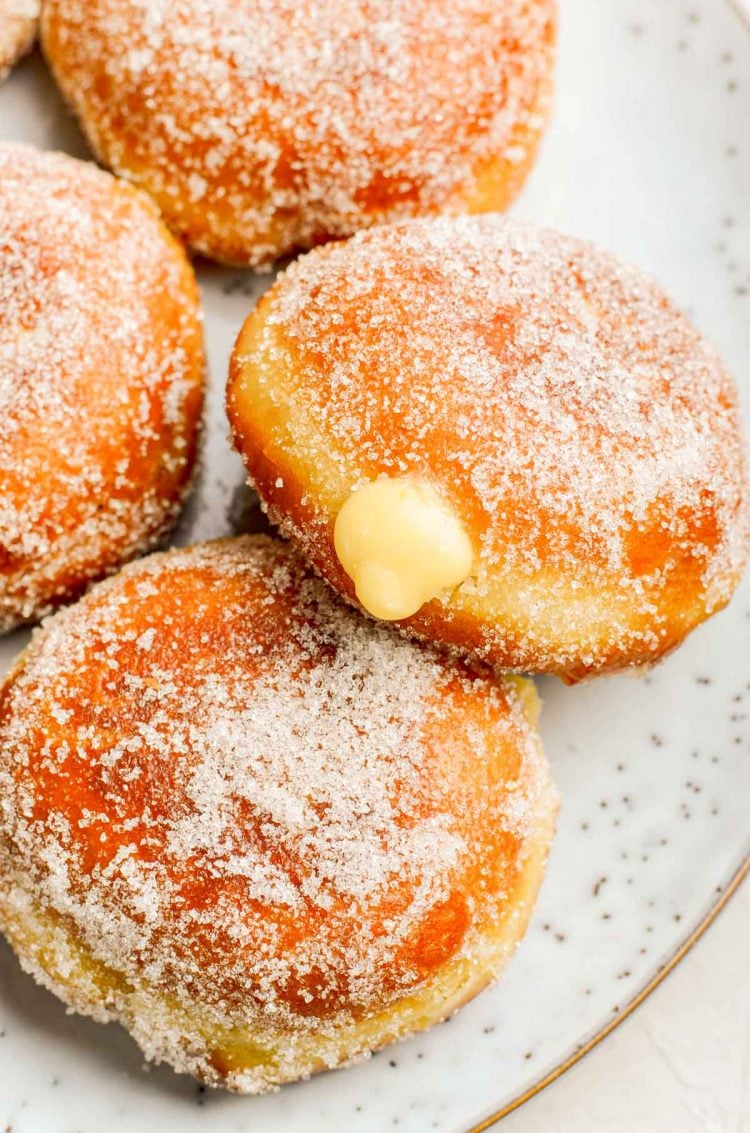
[333,476,473,621]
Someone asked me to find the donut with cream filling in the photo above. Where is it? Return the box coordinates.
[228,216,750,681]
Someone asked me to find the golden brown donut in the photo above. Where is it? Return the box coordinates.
[227,216,750,682]
[0,0,37,82]
[41,0,556,268]
[0,535,557,1092]
[0,144,204,633]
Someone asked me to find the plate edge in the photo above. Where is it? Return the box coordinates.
[468,851,750,1132]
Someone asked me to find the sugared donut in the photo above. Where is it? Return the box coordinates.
[41,0,556,269]
[0,535,556,1092]
[0,0,37,82]
[227,216,750,682]
[0,144,204,633]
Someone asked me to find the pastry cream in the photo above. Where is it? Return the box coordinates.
[333,477,473,620]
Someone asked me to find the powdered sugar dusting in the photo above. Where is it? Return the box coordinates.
[0,143,204,632]
[42,0,555,266]
[0,535,553,1088]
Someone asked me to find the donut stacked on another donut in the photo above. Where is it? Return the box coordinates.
[41,0,556,268]
[228,215,750,681]
[0,0,37,82]
[0,144,205,633]
[0,535,557,1092]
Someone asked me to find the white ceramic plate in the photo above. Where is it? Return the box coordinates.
[1,1,749,1130]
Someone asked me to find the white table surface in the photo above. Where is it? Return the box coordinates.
[501,881,749,1133]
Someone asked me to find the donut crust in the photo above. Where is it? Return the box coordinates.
[0,536,557,1091]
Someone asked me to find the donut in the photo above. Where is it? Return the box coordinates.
[0,0,37,82]
[41,0,556,269]
[227,216,750,682]
[0,144,204,633]
[0,535,557,1092]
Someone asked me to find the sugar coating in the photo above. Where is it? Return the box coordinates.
[0,536,554,1090]
[41,0,555,267]
[230,216,750,676]
[0,0,38,81]
[0,143,205,632]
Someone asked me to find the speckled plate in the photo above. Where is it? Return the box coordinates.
[1,0,749,1130]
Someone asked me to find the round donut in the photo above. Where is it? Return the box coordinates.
[227,216,750,682]
[0,535,556,1092]
[0,144,204,633]
[0,1,37,83]
[41,0,556,269]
